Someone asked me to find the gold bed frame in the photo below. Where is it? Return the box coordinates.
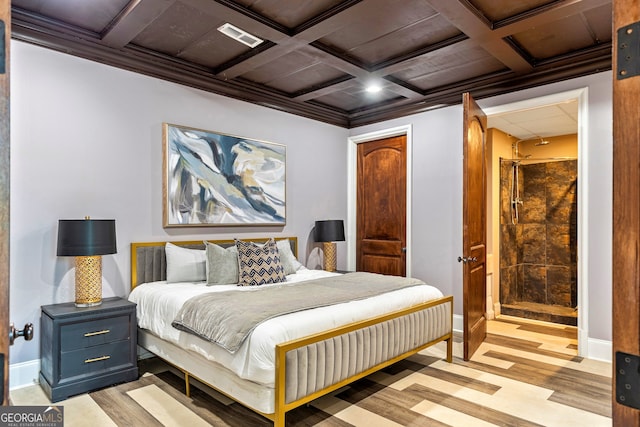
[130,238,453,427]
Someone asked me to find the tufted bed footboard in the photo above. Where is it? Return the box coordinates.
[274,296,453,426]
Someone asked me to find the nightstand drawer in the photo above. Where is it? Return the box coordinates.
[61,315,131,351]
[60,340,133,380]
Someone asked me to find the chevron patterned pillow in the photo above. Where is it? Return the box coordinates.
[235,238,286,286]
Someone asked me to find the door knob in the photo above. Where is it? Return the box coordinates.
[9,323,34,346]
[457,256,478,264]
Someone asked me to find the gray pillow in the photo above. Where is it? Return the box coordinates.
[276,239,303,275]
[165,242,206,283]
[204,241,239,285]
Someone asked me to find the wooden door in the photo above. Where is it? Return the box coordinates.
[612,0,640,424]
[462,92,487,361]
[356,135,407,276]
[0,2,10,405]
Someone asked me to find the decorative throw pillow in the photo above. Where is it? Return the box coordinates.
[235,238,286,286]
[205,241,239,285]
[165,242,206,283]
[276,239,303,274]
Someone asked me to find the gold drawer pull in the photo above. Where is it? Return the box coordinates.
[84,329,110,337]
[84,355,111,364]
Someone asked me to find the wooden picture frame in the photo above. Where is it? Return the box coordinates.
[162,123,286,227]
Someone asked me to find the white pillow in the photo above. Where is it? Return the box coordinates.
[276,239,304,274]
[165,242,206,283]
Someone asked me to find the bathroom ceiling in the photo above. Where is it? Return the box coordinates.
[488,100,578,140]
[11,0,611,128]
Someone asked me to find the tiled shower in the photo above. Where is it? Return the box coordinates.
[499,159,578,325]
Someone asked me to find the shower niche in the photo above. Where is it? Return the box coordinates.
[499,159,578,326]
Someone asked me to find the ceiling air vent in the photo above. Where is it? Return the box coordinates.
[217,23,263,48]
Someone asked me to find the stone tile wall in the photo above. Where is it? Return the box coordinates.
[500,160,578,308]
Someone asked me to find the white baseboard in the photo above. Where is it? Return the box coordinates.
[453,314,463,334]
[587,337,612,363]
[9,359,40,390]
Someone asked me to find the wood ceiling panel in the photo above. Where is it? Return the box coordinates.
[511,15,602,60]
[583,4,614,43]
[314,83,404,112]
[391,44,506,90]
[178,31,252,69]
[241,51,347,93]
[262,64,348,94]
[343,16,462,66]
[467,0,557,23]
[233,0,345,28]
[131,1,219,56]
[318,0,443,65]
[12,0,129,33]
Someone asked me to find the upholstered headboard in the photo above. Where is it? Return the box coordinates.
[130,237,298,288]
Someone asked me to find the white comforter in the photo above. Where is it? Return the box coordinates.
[128,269,444,386]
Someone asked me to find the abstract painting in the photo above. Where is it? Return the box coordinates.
[163,123,286,227]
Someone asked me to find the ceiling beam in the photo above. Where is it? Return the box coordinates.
[425,0,533,73]
[101,0,175,48]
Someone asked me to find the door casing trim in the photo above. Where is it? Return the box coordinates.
[482,87,589,358]
[347,125,413,276]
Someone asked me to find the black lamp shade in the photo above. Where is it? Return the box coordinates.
[57,219,117,256]
[314,220,345,242]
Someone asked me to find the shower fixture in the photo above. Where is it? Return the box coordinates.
[535,138,550,146]
[512,139,527,159]
[510,160,523,225]
[512,137,551,158]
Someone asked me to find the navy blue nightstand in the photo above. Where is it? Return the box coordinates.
[39,297,138,402]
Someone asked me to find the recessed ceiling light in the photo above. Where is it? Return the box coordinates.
[365,84,382,93]
[217,23,263,48]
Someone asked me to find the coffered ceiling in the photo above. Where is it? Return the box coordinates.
[11,0,612,128]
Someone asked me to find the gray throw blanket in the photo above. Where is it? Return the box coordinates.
[171,272,426,353]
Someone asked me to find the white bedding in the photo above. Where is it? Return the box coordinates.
[128,268,444,387]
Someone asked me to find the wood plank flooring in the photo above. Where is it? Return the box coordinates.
[10,318,612,426]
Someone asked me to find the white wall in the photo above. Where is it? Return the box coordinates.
[9,40,349,366]
[350,71,613,347]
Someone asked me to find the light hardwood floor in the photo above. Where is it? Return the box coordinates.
[11,318,612,426]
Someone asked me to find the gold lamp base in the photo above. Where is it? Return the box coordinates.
[75,255,103,307]
[323,242,337,272]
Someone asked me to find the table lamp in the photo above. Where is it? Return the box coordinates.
[314,219,345,272]
[57,218,117,307]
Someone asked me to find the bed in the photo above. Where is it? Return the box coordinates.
[128,237,453,426]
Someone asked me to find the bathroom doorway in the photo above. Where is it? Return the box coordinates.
[484,89,587,354]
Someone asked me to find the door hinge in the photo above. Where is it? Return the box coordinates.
[615,351,640,409]
[617,22,640,80]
